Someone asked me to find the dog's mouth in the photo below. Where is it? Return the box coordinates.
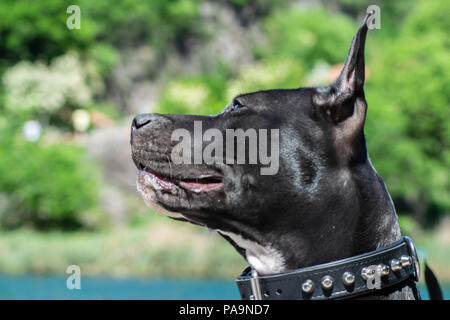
[140,167,224,193]
[136,164,225,221]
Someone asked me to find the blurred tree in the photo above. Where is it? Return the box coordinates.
[259,9,356,69]
[0,129,98,230]
[335,0,411,29]
[365,0,450,226]
[78,0,203,52]
[156,63,231,115]
[0,0,93,66]
[226,58,305,99]
[0,0,205,69]
[2,52,103,131]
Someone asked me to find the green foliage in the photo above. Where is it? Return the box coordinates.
[75,0,203,51]
[336,0,411,31]
[156,58,305,115]
[260,9,356,68]
[365,0,450,225]
[0,222,247,278]
[0,130,98,230]
[158,78,221,115]
[226,58,305,98]
[229,0,287,15]
[88,44,119,78]
[156,64,231,115]
[0,0,93,66]
[398,215,423,240]
[0,0,204,69]
[1,52,103,132]
[2,52,100,115]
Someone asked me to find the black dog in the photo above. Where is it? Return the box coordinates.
[130,15,419,299]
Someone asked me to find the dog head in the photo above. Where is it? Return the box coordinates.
[130,15,396,274]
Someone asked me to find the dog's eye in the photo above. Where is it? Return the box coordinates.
[233,101,243,111]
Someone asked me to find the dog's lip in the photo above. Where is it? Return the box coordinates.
[140,167,224,193]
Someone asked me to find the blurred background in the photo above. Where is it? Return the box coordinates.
[0,0,448,299]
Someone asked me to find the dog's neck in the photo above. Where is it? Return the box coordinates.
[219,158,418,299]
[219,159,401,276]
[219,160,418,299]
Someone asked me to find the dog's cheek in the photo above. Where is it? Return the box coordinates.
[241,173,256,191]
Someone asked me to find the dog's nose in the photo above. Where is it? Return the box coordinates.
[132,114,153,130]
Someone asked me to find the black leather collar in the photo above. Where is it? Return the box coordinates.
[236,236,420,300]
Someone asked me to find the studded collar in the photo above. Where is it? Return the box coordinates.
[235,236,420,300]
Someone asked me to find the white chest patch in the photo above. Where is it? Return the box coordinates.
[217,230,286,275]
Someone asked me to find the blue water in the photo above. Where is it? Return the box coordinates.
[0,275,447,299]
[0,276,240,300]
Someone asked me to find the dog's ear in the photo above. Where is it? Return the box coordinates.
[334,14,370,99]
[312,14,371,162]
[313,14,370,123]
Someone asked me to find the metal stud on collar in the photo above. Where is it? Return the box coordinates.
[321,275,334,290]
[302,279,314,294]
[361,267,376,280]
[377,264,390,276]
[390,258,402,272]
[342,272,355,286]
[401,255,412,267]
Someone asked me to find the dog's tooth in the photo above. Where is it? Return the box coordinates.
[143,173,161,190]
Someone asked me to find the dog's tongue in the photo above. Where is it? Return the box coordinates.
[179,180,223,193]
